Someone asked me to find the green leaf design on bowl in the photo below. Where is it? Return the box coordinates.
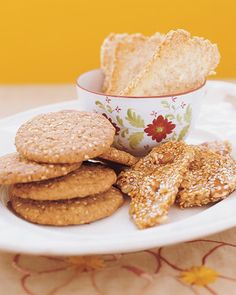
[165,114,175,120]
[95,100,105,110]
[177,114,182,123]
[116,115,124,127]
[121,128,129,138]
[125,109,145,128]
[106,105,113,113]
[184,105,192,124]
[128,132,144,149]
[161,101,170,109]
[178,125,190,140]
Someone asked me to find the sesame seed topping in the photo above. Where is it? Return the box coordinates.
[15,110,115,164]
[176,146,236,208]
[117,141,195,229]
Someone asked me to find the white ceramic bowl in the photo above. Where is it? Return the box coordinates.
[76,69,205,156]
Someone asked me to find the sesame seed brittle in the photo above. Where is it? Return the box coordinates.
[176,146,236,208]
[117,141,195,229]
[199,140,232,156]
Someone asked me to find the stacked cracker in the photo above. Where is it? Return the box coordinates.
[0,110,138,226]
[101,29,220,96]
[117,141,236,229]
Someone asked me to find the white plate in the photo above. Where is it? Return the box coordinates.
[1,81,236,256]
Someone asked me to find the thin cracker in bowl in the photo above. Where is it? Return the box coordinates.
[106,33,162,95]
[121,29,220,96]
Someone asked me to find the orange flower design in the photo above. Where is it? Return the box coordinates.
[144,115,175,142]
[180,265,218,286]
[11,239,236,295]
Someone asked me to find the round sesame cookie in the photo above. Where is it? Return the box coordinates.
[0,153,81,185]
[11,164,117,201]
[15,110,115,163]
[10,187,124,226]
[98,147,139,166]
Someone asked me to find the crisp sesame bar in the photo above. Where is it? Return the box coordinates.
[117,141,195,229]
[176,146,236,208]
[199,140,232,156]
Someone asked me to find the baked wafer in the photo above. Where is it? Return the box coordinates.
[11,164,117,201]
[117,141,195,228]
[121,29,220,96]
[0,153,81,185]
[15,110,115,164]
[101,33,130,92]
[176,146,236,208]
[106,34,155,94]
[99,147,138,166]
[10,187,124,226]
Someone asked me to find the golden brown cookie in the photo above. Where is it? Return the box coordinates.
[199,140,232,156]
[10,187,124,226]
[117,141,195,229]
[11,164,117,201]
[98,147,139,166]
[0,153,81,185]
[176,146,236,208]
[15,110,115,164]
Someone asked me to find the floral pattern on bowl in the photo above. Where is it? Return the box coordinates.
[76,69,205,156]
[94,96,192,155]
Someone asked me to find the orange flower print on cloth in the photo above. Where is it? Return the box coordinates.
[144,115,176,142]
[10,238,236,295]
[180,265,219,286]
[64,256,105,272]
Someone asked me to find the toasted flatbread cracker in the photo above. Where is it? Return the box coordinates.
[117,141,195,229]
[101,33,129,92]
[106,33,163,94]
[121,29,220,96]
[101,33,135,92]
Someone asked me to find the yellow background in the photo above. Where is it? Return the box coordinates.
[0,0,235,83]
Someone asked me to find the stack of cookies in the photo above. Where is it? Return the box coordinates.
[2,109,233,231]
[9,163,122,225]
[0,110,139,226]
